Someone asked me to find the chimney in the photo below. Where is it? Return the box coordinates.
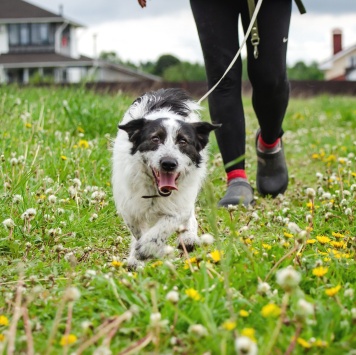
[59,4,63,16]
[333,28,342,55]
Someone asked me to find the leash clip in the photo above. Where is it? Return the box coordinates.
[251,28,260,59]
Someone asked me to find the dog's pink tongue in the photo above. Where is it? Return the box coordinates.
[158,172,178,192]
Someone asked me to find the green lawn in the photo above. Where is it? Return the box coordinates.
[0,86,355,354]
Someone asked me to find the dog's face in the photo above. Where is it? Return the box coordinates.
[119,117,219,196]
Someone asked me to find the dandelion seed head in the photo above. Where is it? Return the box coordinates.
[150,312,161,326]
[306,188,316,199]
[166,290,179,304]
[65,286,81,302]
[200,233,214,245]
[2,218,15,229]
[296,299,314,319]
[234,336,258,355]
[48,195,57,204]
[188,324,208,337]
[13,194,23,203]
[276,266,301,292]
[257,282,271,295]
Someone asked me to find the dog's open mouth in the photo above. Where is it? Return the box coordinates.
[152,169,180,197]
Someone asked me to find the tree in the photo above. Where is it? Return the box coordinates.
[153,54,181,76]
[287,61,324,80]
[163,61,207,82]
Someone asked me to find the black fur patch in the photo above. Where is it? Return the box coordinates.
[176,121,221,167]
[133,88,193,117]
[119,118,168,155]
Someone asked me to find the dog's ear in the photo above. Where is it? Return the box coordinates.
[119,118,147,143]
[191,122,221,150]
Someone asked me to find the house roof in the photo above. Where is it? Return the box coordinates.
[0,53,162,81]
[0,52,93,68]
[319,44,356,70]
[0,0,83,27]
[97,60,162,82]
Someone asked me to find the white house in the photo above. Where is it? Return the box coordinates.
[0,0,160,84]
[319,29,356,81]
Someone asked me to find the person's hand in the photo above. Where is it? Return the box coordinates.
[138,0,147,8]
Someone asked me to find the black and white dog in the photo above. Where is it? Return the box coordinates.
[112,88,219,268]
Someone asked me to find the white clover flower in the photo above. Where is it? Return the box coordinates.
[200,233,214,245]
[344,208,352,216]
[89,213,98,222]
[48,195,57,204]
[306,188,316,199]
[150,312,162,326]
[68,186,78,198]
[343,190,351,197]
[305,214,313,223]
[65,286,81,302]
[13,194,23,203]
[43,176,54,184]
[287,222,302,234]
[81,320,93,331]
[21,208,36,220]
[10,157,18,166]
[344,288,354,299]
[257,282,271,295]
[251,212,259,220]
[2,218,15,229]
[166,290,179,304]
[56,208,65,215]
[276,266,301,292]
[188,324,208,337]
[72,178,82,188]
[315,172,323,180]
[163,245,175,256]
[234,336,258,355]
[317,186,324,195]
[296,299,314,319]
[322,192,332,200]
[93,346,112,355]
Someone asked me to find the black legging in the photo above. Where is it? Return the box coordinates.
[190,0,292,172]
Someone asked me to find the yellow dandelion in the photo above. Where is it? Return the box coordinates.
[332,232,344,238]
[311,153,320,160]
[0,334,5,342]
[79,139,89,149]
[25,122,32,128]
[261,303,281,318]
[60,155,67,160]
[222,320,236,331]
[210,250,223,263]
[351,172,356,177]
[60,334,77,346]
[185,288,202,301]
[184,256,198,269]
[111,260,124,267]
[323,257,331,262]
[77,126,85,133]
[239,310,249,318]
[0,315,9,326]
[283,232,294,238]
[297,337,312,348]
[329,241,346,249]
[241,328,256,342]
[306,239,317,244]
[151,260,163,268]
[312,266,328,277]
[316,235,330,244]
[282,242,290,248]
[313,339,328,348]
[262,243,272,250]
[325,285,341,297]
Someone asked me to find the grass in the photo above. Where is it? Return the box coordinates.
[0,85,355,354]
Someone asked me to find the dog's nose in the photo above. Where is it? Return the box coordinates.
[160,157,178,171]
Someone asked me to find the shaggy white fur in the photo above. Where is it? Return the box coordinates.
[112,89,217,268]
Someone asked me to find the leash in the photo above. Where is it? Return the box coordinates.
[197,0,264,105]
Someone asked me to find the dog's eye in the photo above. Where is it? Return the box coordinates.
[151,136,160,144]
[178,138,187,145]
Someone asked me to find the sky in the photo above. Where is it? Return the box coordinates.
[30,0,356,66]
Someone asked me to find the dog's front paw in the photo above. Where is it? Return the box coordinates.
[127,256,145,270]
[177,233,200,252]
[135,239,161,260]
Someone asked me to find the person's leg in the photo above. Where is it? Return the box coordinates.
[190,0,254,206]
[241,0,291,196]
[242,0,292,144]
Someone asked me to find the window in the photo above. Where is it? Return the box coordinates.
[8,23,55,47]
[20,24,30,45]
[8,24,19,45]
